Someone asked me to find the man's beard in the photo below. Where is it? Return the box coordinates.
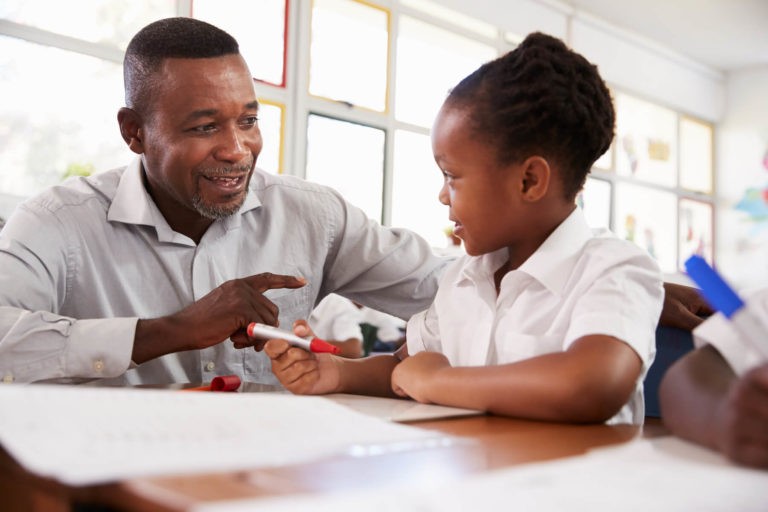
[191,162,253,220]
[191,191,246,220]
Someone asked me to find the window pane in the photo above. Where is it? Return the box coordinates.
[309,0,388,111]
[0,0,174,50]
[615,92,678,187]
[193,0,286,86]
[679,117,713,194]
[615,183,677,273]
[593,144,613,172]
[400,0,497,39]
[305,115,384,222]
[391,130,449,249]
[679,199,713,270]
[256,101,284,174]
[396,16,496,128]
[0,37,132,198]
[578,177,612,229]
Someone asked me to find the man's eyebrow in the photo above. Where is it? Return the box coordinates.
[185,109,218,121]
[183,101,260,122]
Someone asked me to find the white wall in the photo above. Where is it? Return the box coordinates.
[715,66,768,291]
[434,0,726,121]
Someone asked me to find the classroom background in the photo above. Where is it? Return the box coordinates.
[1,0,767,291]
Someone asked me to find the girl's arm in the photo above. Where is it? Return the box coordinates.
[391,335,641,423]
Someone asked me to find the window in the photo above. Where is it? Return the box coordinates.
[579,177,612,229]
[0,36,130,197]
[0,0,174,49]
[1,1,717,268]
[305,114,385,222]
[193,0,288,86]
[309,0,389,112]
[579,90,716,273]
[256,100,285,174]
[391,129,446,247]
[0,2,173,199]
[395,15,496,128]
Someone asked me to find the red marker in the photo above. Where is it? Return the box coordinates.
[183,374,241,392]
[247,322,341,355]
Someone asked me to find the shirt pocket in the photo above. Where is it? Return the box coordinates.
[494,333,564,365]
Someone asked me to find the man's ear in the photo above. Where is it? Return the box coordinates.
[519,156,551,202]
[117,107,145,154]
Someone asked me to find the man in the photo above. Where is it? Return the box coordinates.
[0,17,444,386]
[0,17,708,387]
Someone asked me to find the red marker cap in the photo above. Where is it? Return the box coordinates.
[209,374,242,391]
[309,338,342,355]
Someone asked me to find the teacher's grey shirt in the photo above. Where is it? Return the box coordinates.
[0,158,446,385]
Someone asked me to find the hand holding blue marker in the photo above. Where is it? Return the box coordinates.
[684,255,768,361]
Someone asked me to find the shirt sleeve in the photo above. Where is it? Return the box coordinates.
[0,203,136,383]
[406,303,440,356]
[317,189,449,320]
[0,309,136,383]
[565,245,664,374]
[692,288,768,376]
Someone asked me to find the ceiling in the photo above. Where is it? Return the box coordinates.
[563,0,768,72]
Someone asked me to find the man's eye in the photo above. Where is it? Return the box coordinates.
[193,124,217,133]
[241,116,259,128]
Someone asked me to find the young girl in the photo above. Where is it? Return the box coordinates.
[263,32,664,425]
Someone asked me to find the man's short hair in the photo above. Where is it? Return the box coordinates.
[124,17,240,116]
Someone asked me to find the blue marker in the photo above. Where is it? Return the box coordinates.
[684,255,768,360]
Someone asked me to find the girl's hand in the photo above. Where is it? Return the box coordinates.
[391,351,451,402]
[263,320,341,395]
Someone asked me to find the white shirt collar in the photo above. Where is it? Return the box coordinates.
[457,207,594,297]
[107,157,262,243]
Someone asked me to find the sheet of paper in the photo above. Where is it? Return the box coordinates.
[236,383,484,421]
[323,393,483,422]
[196,437,768,512]
[0,385,456,486]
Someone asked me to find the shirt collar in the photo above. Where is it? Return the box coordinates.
[456,207,594,296]
[107,157,263,242]
[518,207,593,295]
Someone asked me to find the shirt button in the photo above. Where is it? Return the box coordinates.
[93,360,104,372]
[2,374,13,383]
[205,361,215,372]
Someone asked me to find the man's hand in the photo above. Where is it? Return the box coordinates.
[263,321,341,395]
[660,282,715,331]
[391,351,451,402]
[133,273,306,364]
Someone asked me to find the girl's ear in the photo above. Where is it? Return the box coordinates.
[519,156,551,202]
[117,107,145,155]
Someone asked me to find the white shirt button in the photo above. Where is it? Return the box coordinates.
[2,374,13,383]
[205,361,216,372]
[93,360,105,372]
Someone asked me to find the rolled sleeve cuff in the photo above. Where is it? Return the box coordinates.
[406,310,429,356]
[693,314,762,376]
[65,317,138,379]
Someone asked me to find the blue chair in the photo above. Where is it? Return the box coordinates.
[644,325,694,418]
